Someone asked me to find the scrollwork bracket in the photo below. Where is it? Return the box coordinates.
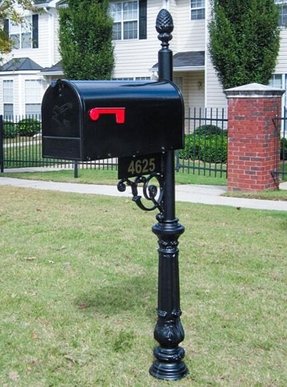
[117,172,164,213]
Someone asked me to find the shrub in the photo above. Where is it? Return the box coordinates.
[200,135,228,163]
[3,122,18,138]
[194,124,224,136]
[179,133,227,163]
[16,118,41,137]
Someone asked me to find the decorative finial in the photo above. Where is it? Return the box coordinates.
[156,9,173,47]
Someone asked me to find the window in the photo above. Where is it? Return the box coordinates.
[109,0,147,40]
[3,80,13,118]
[5,15,38,49]
[4,104,13,118]
[269,74,282,88]
[112,76,150,80]
[191,0,205,20]
[135,76,151,80]
[25,80,43,117]
[276,0,287,27]
[25,104,41,116]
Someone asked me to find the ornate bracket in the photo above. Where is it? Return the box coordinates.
[117,172,164,213]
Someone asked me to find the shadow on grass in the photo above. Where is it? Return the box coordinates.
[74,275,156,320]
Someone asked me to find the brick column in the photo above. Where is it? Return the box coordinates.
[225,83,284,192]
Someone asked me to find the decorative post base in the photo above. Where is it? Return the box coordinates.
[149,344,188,381]
[149,218,188,381]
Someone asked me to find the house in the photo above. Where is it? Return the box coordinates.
[0,0,61,117]
[0,0,287,118]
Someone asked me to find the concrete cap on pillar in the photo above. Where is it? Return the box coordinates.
[224,82,285,98]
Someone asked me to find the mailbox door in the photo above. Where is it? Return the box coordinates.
[42,80,84,160]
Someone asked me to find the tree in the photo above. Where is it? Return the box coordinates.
[0,0,34,54]
[208,0,280,89]
[59,0,114,80]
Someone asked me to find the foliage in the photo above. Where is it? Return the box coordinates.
[3,121,18,138]
[194,124,223,136]
[208,0,280,89]
[179,133,227,163]
[59,0,114,79]
[0,0,35,55]
[16,118,41,137]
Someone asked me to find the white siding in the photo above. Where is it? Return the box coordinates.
[205,54,226,109]
[172,0,205,52]
[3,0,287,116]
[112,0,163,78]
[2,11,59,68]
[204,0,226,109]
[53,12,61,64]
[274,29,287,74]
[176,71,204,109]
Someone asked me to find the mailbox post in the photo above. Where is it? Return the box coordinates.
[150,9,188,380]
[118,9,188,381]
[41,8,188,382]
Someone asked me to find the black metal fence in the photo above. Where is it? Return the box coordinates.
[0,114,118,173]
[176,107,228,177]
[1,110,286,180]
[278,108,287,180]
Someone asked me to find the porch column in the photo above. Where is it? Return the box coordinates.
[225,83,284,192]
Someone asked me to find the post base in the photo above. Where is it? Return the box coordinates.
[149,347,189,381]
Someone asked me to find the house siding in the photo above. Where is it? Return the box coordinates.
[0,6,60,115]
[3,11,59,68]
[112,0,161,78]
[173,0,205,52]
[177,71,205,110]
[204,0,226,109]
[1,0,287,116]
[274,28,287,74]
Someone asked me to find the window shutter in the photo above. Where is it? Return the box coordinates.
[4,19,9,36]
[32,14,39,48]
[139,0,147,40]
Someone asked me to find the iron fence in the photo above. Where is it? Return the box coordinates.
[0,115,118,173]
[176,107,228,178]
[1,110,285,181]
[277,108,287,180]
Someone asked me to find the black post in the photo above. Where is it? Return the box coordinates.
[0,115,4,173]
[74,160,79,178]
[149,9,188,381]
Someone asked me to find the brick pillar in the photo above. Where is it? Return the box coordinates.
[225,83,284,192]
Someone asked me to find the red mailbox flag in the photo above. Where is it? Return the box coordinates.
[89,107,126,124]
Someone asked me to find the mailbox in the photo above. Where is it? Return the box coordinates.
[42,79,184,160]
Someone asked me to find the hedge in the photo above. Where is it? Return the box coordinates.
[179,133,227,163]
[3,122,18,138]
[16,118,41,137]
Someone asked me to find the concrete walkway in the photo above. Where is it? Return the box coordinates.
[1,176,287,212]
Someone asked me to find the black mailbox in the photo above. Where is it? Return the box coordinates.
[42,79,184,160]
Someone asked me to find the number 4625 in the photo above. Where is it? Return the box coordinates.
[127,158,156,176]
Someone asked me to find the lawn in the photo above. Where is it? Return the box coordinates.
[1,167,227,186]
[2,168,287,200]
[0,186,286,386]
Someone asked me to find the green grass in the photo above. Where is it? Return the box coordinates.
[0,187,286,385]
[1,167,227,186]
[2,168,287,200]
[225,189,287,201]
